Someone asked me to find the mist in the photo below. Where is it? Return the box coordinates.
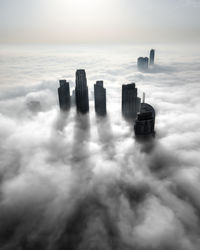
[0,44,200,249]
[1,0,200,43]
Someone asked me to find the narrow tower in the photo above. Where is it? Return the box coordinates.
[137,57,149,71]
[94,81,106,116]
[58,80,70,111]
[75,69,89,114]
[122,83,141,119]
[134,100,155,137]
[149,49,155,65]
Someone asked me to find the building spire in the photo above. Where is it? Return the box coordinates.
[143,92,145,103]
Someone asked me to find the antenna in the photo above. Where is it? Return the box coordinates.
[143,92,145,103]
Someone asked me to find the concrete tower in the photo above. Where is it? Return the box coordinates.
[75,69,89,114]
[94,81,106,116]
[150,49,155,65]
[58,80,70,111]
[134,101,155,136]
[137,57,149,71]
[122,83,141,119]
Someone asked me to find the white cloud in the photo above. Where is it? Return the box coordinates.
[0,44,200,249]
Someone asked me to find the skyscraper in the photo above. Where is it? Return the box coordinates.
[122,83,141,119]
[58,80,70,111]
[75,69,89,114]
[94,81,106,116]
[149,49,155,65]
[134,96,155,136]
[137,57,149,71]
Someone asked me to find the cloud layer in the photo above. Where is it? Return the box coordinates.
[0,44,200,250]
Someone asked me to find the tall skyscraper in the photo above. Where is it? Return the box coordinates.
[122,83,141,119]
[58,80,70,111]
[137,57,149,71]
[75,69,89,114]
[94,81,106,116]
[134,98,155,136]
[149,49,155,65]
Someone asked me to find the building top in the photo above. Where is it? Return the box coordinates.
[96,81,104,87]
[59,79,67,87]
[122,83,136,89]
[76,69,86,77]
[140,103,155,118]
[138,57,149,61]
[76,69,87,89]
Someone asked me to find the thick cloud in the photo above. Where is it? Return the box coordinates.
[0,44,200,250]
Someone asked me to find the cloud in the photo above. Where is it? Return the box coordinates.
[0,44,200,249]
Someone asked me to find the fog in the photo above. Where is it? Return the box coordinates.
[1,0,200,43]
[0,44,200,249]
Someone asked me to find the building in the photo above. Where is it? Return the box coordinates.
[122,83,141,119]
[94,81,106,116]
[134,95,155,136]
[137,57,149,71]
[58,80,70,111]
[75,69,89,114]
[149,49,155,65]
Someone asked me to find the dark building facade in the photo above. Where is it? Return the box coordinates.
[94,81,106,116]
[58,80,70,111]
[137,57,149,71]
[134,103,155,136]
[75,69,89,114]
[149,49,155,65]
[122,83,141,119]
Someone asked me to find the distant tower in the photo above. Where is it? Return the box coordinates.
[149,49,155,65]
[75,69,89,114]
[134,102,155,136]
[94,81,106,116]
[137,57,149,71]
[58,80,70,111]
[142,92,145,103]
[122,83,141,119]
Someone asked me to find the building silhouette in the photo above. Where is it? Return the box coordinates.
[137,57,149,71]
[94,81,106,116]
[75,69,89,114]
[134,94,155,136]
[122,83,141,119]
[150,49,155,65]
[58,80,70,111]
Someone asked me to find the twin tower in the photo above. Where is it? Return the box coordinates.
[137,49,155,71]
[58,69,106,116]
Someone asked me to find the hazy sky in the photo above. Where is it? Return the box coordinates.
[0,0,200,43]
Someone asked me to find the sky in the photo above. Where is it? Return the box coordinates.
[0,0,200,43]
